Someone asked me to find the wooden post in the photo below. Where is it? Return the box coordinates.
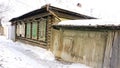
[25,23,27,38]
[30,22,32,39]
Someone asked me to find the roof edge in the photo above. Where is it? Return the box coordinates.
[9,4,96,22]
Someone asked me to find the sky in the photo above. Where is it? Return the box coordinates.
[0,0,120,21]
[71,0,120,19]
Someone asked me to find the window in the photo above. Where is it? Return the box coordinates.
[17,17,48,42]
[21,22,25,37]
[32,21,37,39]
[38,19,46,41]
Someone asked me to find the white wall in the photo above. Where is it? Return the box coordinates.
[2,22,15,41]
[9,25,15,41]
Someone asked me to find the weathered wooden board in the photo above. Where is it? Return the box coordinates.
[21,22,25,37]
[103,32,114,68]
[51,29,63,57]
[52,29,108,68]
[110,31,120,68]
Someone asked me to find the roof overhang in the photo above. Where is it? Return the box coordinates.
[9,4,96,22]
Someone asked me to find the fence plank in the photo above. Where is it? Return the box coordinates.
[103,32,114,68]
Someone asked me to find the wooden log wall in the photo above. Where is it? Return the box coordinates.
[14,15,53,47]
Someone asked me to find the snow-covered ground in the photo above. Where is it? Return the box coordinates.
[0,36,91,68]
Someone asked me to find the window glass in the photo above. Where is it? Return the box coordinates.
[32,21,37,39]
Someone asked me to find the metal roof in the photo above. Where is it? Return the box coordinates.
[10,5,96,22]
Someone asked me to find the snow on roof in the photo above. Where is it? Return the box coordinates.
[10,4,95,22]
[57,19,120,26]
[50,3,96,18]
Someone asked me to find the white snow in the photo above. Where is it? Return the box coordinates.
[57,19,120,26]
[0,36,91,68]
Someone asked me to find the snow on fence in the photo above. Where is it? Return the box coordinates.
[51,20,120,68]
